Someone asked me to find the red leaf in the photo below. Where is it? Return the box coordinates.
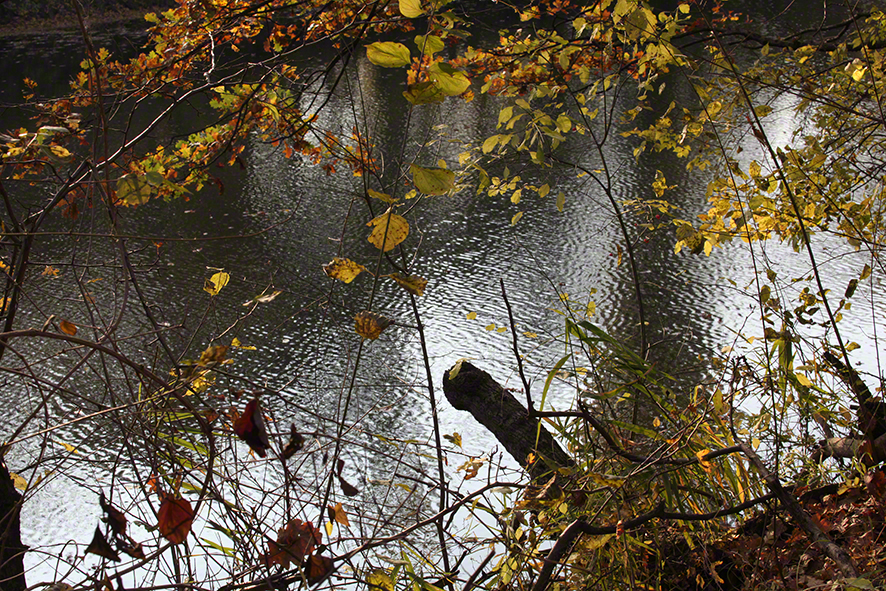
[304,554,334,585]
[266,519,322,568]
[233,397,270,457]
[157,495,194,544]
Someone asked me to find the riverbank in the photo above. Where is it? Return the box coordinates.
[0,0,174,36]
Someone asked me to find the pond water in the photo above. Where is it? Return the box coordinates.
[1,6,884,586]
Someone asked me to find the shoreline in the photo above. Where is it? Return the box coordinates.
[0,4,169,38]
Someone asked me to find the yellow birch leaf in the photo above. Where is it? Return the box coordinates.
[410,164,455,195]
[386,273,427,296]
[59,319,77,335]
[398,0,424,18]
[231,337,257,351]
[366,212,409,252]
[323,258,366,283]
[354,311,393,340]
[466,312,477,320]
[57,440,78,454]
[204,271,230,296]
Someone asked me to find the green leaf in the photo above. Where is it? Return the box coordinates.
[414,34,445,55]
[428,62,470,96]
[399,0,424,18]
[117,174,153,206]
[366,42,411,68]
[410,164,455,195]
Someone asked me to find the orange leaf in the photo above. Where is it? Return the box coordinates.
[59,319,77,335]
[328,502,350,526]
[157,495,194,544]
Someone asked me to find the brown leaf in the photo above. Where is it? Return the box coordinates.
[282,424,304,460]
[99,492,126,536]
[198,344,228,366]
[119,538,146,560]
[157,495,194,544]
[266,519,322,568]
[304,554,334,585]
[338,475,360,497]
[354,310,393,340]
[59,319,77,335]
[233,397,270,457]
[86,526,120,562]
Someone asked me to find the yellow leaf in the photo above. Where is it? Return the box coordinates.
[354,311,393,340]
[42,265,59,277]
[330,501,350,526]
[10,472,27,491]
[795,373,812,387]
[56,439,79,454]
[59,319,77,336]
[204,271,230,296]
[466,312,477,320]
[410,164,455,195]
[367,189,397,203]
[386,273,427,296]
[523,332,537,338]
[696,449,712,468]
[366,569,395,591]
[50,145,72,159]
[485,323,495,331]
[323,258,367,283]
[496,326,507,333]
[366,42,411,68]
[366,211,409,252]
[511,211,523,225]
[398,0,424,18]
[325,521,333,537]
[231,337,257,351]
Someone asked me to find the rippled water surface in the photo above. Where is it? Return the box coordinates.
[1,7,884,583]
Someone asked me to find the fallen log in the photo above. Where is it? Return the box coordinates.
[442,361,573,478]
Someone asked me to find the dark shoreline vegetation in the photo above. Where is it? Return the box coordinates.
[3,0,886,589]
[0,0,175,33]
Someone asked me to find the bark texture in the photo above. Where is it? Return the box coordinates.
[442,361,573,478]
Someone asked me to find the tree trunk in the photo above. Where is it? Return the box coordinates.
[442,361,573,479]
[0,459,26,591]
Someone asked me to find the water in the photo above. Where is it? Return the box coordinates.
[1,8,884,586]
